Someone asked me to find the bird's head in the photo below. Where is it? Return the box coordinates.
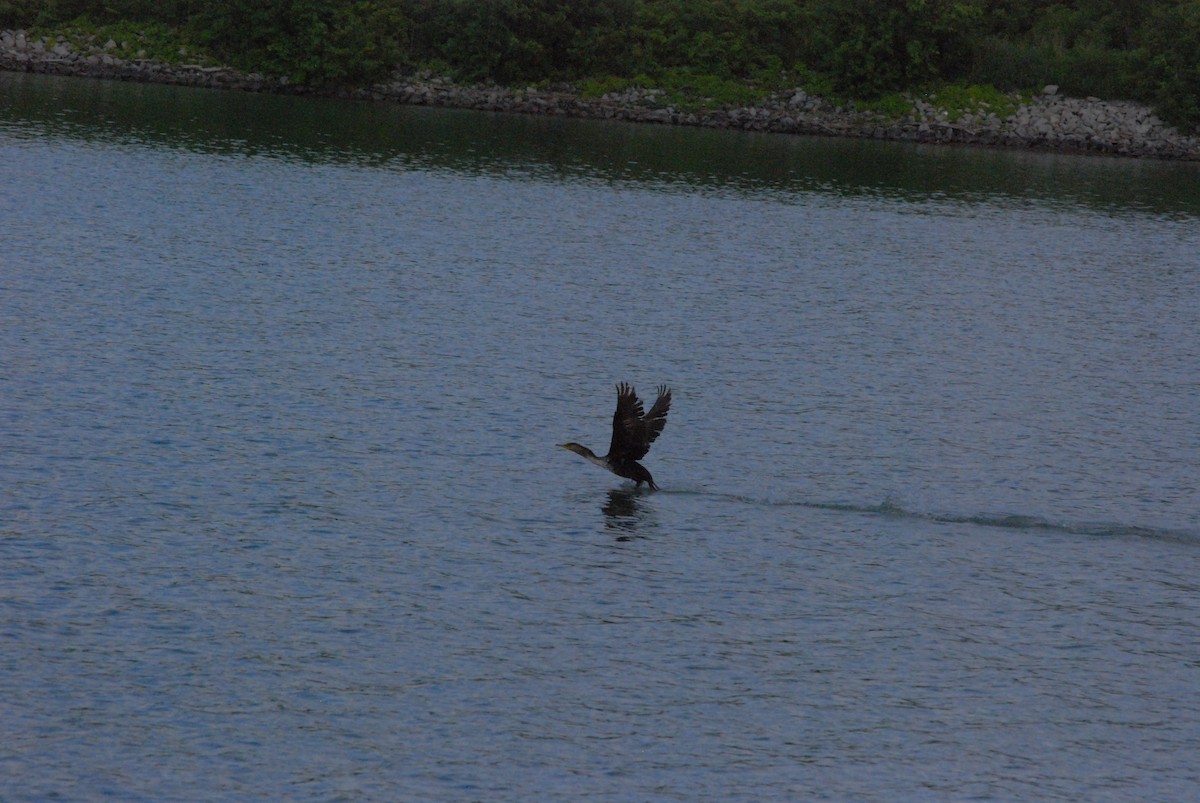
[560,442,601,461]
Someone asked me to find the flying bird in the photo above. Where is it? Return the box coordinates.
[560,383,672,490]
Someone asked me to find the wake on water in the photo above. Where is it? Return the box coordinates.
[640,487,1200,545]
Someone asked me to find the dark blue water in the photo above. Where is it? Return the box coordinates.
[2,72,1199,800]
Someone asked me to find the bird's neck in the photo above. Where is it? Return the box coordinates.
[583,450,611,469]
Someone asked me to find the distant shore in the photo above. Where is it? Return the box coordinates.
[5,28,1199,161]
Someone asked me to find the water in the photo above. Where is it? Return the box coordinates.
[2,72,1199,800]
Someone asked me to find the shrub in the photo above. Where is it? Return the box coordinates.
[193,0,408,85]
[1138,0,1200,130]
[814,0,983,97]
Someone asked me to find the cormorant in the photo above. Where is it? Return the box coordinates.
[560,383,672,490]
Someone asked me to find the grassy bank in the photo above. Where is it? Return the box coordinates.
[3,1,1198,132]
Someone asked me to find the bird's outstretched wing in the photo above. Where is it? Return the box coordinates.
[609,383,671,461]
[608,382,644,460]
[641,384,672,450]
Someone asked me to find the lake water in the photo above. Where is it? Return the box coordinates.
[2,72,1199,800]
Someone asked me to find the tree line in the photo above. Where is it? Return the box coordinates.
[3,0,1198,130]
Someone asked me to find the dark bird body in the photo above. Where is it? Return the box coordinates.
[560,383,672,490]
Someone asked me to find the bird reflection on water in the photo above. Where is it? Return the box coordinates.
[601,487,654,540]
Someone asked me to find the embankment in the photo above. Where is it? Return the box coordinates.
[4,28,1198,160]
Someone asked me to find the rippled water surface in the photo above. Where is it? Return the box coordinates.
[3,72,1200,800]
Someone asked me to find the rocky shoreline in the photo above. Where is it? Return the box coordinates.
[5,28,1199,160]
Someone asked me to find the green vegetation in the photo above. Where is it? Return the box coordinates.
[856,92,918,120]
[629,69,783,112]
[1,0,408,84]
[2,0,1199,131]
[191,0,407,85]
[32,18,216,65]
[921,84,1027,123]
